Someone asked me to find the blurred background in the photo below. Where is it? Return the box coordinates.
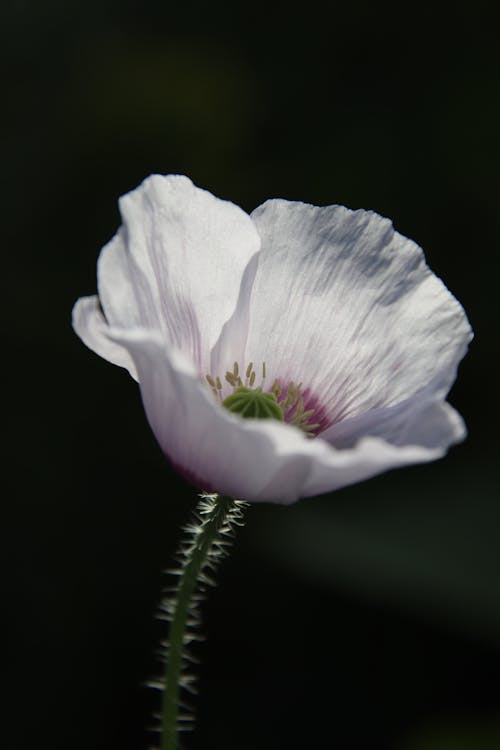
[2,1,499,748]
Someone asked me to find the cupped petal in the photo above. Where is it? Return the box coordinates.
[321,374,466,449]
[98,175,261,375]
[100,325,462,504]
[295,402,460,501]
[72,296,138,379]
[247,200,472,426]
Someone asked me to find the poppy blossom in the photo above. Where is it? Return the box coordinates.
[73,175,472,503]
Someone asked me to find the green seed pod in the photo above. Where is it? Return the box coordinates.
[222,386,283,421]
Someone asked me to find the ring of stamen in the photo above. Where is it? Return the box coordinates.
[205,361,321,435]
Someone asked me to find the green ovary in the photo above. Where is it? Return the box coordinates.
[222,386,284,422]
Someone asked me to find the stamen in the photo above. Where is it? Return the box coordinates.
[302,422,321,433]
[281,382,299,411]
[271,379,281,398]
[292,397,304,422]
[225,370,242,387]
[206,374,223,402]
[301,408,316,420]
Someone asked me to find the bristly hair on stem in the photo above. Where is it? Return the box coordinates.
[147,493,248,750]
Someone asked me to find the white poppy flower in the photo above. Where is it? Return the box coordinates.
[73,175,472,504]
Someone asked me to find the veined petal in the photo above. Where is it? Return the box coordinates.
[248,200,472,425]
[99,175,261,375]
[100,326,463,504]
[321,374,465,449]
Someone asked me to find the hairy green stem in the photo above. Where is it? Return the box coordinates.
[159,494,245,750]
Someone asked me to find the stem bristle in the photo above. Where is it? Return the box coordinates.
[148,493,248,750]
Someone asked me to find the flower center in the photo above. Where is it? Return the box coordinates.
[205,361,321,435]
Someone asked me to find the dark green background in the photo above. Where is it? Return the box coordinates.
[3,2,499,749]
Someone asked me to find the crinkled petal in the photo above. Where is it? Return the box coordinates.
[98,175,261,375]
[248,200,472,425]
[101,326,463,503]
[72,296,138,379]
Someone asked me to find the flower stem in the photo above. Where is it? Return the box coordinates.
[159,493,246,750]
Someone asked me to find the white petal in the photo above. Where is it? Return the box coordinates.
[98,175,261,375]
[98,229,149,329]
[72,296,138,379]
[101,326,464,504]
[209,252,260,382]
[321,374,465,449]
[248,200,472,425]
